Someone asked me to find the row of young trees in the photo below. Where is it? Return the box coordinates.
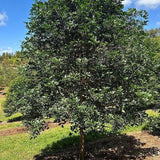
[0,51,24,87]
[4,0,160,159]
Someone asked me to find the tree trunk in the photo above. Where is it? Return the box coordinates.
[80,128,84,160]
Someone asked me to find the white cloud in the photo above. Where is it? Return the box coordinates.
[157,21,160,26]
[135,0,160,9]
[122,0,132,6]
[0,12,8,26]
[0,47,13,54]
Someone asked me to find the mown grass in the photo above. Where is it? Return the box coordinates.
[0,97,22,123]
[1,95,159,160]
[0,122,22,130]
[0,123,146,160]
[0,124,74,160]
[0,97,6,122]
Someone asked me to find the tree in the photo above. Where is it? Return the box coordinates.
[146,28,160,37]
[5,0,159,159]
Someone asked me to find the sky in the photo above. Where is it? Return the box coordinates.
[0,0,160,55]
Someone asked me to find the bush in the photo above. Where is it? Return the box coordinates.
[142,114,160,133]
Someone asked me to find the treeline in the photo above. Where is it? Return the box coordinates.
[0,51,23,66]
[146,28,160,38]
[0,51,24,87]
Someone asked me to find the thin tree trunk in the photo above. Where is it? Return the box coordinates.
[80,128,84,160]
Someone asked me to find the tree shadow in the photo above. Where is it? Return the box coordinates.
[0,87,4,91]
[147,129,160,138]
[34,133,160,160]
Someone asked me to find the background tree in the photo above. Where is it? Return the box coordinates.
[4,0,159,159]
[145,27,160,37]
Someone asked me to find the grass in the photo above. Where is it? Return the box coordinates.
[121,124,146,134]
[0,97,6,122]
[0,122,22,130]
[1,96,160,160]
[0,124,73,160]
[146,109,159,117]
[0,122,147,160]
[0,97,22,123]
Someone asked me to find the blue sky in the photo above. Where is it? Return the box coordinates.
[0,0,160,55]
[0,0,34,54]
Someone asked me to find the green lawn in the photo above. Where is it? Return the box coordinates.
[0,124,75,160]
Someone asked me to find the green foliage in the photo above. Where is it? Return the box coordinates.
[142,115,160,132]
[0,51,25,87]
[142,110,160,132]
[5,0,160,140]
[3,76,30,116]
[0,97,22,122]
[0,65,18,87]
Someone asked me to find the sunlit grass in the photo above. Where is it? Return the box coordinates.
[0,124,73,160]
[121,124,146,134]
[146,109,159,117]
[0,122,22,130]
[0,97,6,122]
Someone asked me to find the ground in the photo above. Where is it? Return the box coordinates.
[1,122,160,160]
[0,87,7,98]
[1,88,160,159]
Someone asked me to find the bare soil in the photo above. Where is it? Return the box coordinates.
[0,126,27,136]
[0,87,8,98]
[0,121,67,136]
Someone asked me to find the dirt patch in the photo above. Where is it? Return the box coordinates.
[0,127,27,136]
[0,121,67,136]
[0,87,8,98]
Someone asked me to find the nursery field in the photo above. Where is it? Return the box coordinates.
[1,94,160,160]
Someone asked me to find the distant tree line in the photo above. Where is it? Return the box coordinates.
[0,51,22,61]
[145,28,160,38]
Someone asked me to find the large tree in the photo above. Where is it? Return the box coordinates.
[5,0,159,159]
